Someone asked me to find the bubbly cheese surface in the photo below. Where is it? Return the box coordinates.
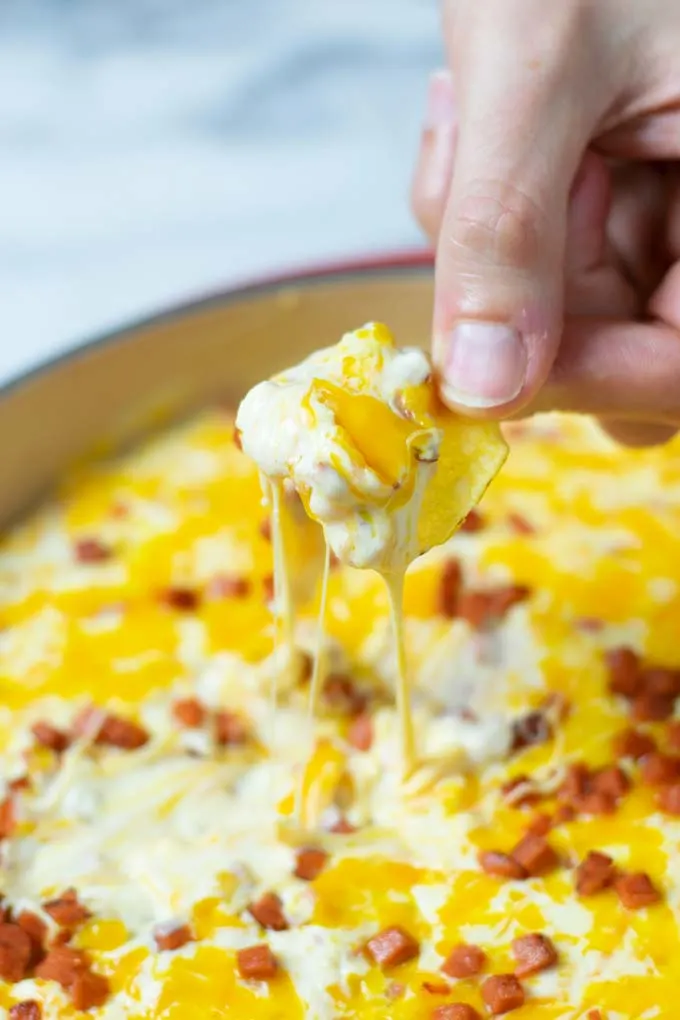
[0,401,680,1017]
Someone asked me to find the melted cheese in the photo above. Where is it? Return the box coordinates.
[0,399,679,1016]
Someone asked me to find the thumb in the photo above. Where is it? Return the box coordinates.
[434,2,597,415]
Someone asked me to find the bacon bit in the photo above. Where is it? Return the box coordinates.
[592,766,630,799]
[575,852,616,895]
[43,889,91,927]
[161,587,200,612]
[9,1003,42,1020]
[456,592,496,629]
[365,926,419,969]
[492,585,531,616]
[481,973,525,1015]
[508,512,535,535]
[74,538,111,564]
[70,971,110,1010]
[73,706,149,750]
[525,813,552,837]
[31,722,71,753]
[667,721,680,751]
[459,509,484,533]
[258,517,272,542]
[641,667,680,698]
[293,847,328,881]
[576,792,617,816]
[17,912,47,964]
[328,816,356,834]
[248,893,288,932]
[613,728,656,761]
[552,804,575,826]
[632,693,675,723]
[347,712,373,752]
[0,797,16,840]
[441,943,486,979]
[422,980,450,995]
[385,981,405,1001]
[153,923,193,951]
[438,559,462,618]
[34,945,89,987]
[511,711,552,753]
[478,851,527,880]
[172,698,206,729]
[323,674,366,716]
[511,933,558,978]
[236,943,278,980]
[587,1012,604,1020]
[262,574,275,602]
[615,872,661,910]
[501,775,540,808]
[0,924,32,983]
[558,763,590,803]
[51,929,74,947]
[605,647,641,698]
[215,710,249,746]
[8,776,30,794]
[233,427,243,451]
[511,834,559,877]
[206,574,251,600]
[640,751,680,785]
[433,1007,482,1020]
[658,783,680,815]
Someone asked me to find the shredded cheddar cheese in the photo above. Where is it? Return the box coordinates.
[0,372,679,1016]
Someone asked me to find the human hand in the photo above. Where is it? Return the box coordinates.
[412,0,680,445]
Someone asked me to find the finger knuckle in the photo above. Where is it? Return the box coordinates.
[447,180,547,270]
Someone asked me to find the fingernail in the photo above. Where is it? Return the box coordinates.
[440,321,527,408]
[425,70,456,129]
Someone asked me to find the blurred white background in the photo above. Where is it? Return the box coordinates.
[0,0,442,383]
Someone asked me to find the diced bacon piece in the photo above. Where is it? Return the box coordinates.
[456,592,496,629]
[481,973,526,1014]
[258,517,272,542]
[262,574,275,602]
[525,813,552,837]
[74,538,111,564]
[0,797,16,840]
[161,586,201,611]
[508,512,535,535]
[441,943,486,979]
[511,834,559,877]
[31,722,70,753]
[459,509,484,533]
[9,1003,42,1020]
[328,816,356,834]
[433,1007,482,1020]
[73,707,149,750]
[365,926,419,969]
[640,752,680,785]
[422,980,450,995]
[575,852,616,895]
[438,559,462,618]
[215,710,249,746]
[631,693,675,723]
[586,1011,604,1020]
[511,933,558,977]
[206,575,251,600]
[323,675,367,716]
[615,872,661,910]
[658,783,680,815]
[8,776,30,794]
[613,728,656,760]
[592,766,630,799]
[605,647,641,698]
[43,889,91,927]
[34,945,89,987]
[172,698,206,729]
[667,721,680,751]
[576,792,617,816]
[294,847,328,881]
[347,712,373,752]
[153,923,193,951]
[558,763,591,804]
[479,850,528,880]
[492,585,531,617]
[552,804,575,826]
[237,943,278,980]
[17,911,47,964]
[641,667,680,698]
[511,711,552,752]
[0,924,32,983]
[70,971,110,1010]
[248,893,288,932]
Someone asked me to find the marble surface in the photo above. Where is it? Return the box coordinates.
[1,0,442,385]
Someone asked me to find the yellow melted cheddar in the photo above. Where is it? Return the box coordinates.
[0,408,679,1018]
